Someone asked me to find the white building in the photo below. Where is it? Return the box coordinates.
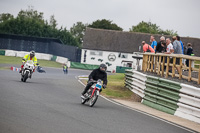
[82,28,145,72]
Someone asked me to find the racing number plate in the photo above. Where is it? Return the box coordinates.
[96,84,102,89]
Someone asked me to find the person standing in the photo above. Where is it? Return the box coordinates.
[186,43,194,67]
[176,36,184,54]
[165,38,173,54]
[142,41,155,53]
[150,35,157,51]
[156,36,165,53]
[172,36,182,74]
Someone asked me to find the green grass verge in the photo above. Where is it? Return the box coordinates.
[102,74,133,99]
[195,61,200,68]
[0,55,63,68]
[81,73,134,100]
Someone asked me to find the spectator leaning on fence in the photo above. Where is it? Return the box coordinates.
[150,35,157,51]
[142,41,155,53]
[156,36,165,53]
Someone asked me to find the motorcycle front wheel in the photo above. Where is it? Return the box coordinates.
[23,71,29,82]
[81,97,87,104]
[89,91,98,107]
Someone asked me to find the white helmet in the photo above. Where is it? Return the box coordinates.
[30,50,35,56]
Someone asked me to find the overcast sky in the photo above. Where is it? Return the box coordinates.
[0,0,200,38]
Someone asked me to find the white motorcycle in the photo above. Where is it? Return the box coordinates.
[21,60,35,82]
[81,79,103,107]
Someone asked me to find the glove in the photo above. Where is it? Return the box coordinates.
[102,84,106,89]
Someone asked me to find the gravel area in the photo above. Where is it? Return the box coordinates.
[139,70,200,88]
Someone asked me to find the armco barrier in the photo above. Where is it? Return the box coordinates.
[56,56,68,64]
[5,50,16,56]
[125,69,200,123]
[2,49,69,66]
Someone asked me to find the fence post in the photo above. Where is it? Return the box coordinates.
[179,57,183,79]
[142,54,148,72]
[157,56,162,75]
[172,57,176,77]
[198,67,200,84]
[188,60,192,81]
[161,56,165,77]
[154,55,158,73]
[166,56,170,78]
[150,55,154,72]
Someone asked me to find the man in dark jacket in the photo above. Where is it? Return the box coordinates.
[156,36,165,53]
[81,64,108,98]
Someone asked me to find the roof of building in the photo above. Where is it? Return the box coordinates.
[83,28,200,56]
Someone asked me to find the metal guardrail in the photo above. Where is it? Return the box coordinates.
[125,69,200,123]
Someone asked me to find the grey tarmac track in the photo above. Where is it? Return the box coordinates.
[0,66,196,133]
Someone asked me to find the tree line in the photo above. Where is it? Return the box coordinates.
[0,7,178,47]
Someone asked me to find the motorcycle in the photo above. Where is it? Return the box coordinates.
[81,79,102,107]
[21,60,35,82]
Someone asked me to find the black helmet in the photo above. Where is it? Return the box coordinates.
[99,64,107,72]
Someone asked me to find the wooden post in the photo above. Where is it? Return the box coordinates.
[147,55,151,71]
[198,66,200,84]
[154,56,158,73]
[142,55,147,71]
[172,57,176,77]
[161,56,165,77]
[188,59,192,81]
[179,57,183,79]
[166,57,170,78]
[150,55,154,72]
[157,56,161,75]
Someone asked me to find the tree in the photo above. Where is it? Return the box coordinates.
[70,22,87,46]
[49,15,57,29]
[129,21,178,36]
[88,19,123,31]
[0,7,79,47]
[0,13,14,23]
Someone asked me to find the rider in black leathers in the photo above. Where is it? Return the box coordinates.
[81,64,107,98]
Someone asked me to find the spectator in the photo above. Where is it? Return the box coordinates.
[186,43,194,67]
[156,36,165,53]
[161,41,167,53]
[176,36,184,54]
[172,36,182,74]
[164,38,173,72]
[150,35,157,51]
[165,38,173,54]
[142,41,155,53]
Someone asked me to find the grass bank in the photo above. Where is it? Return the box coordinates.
[0,55,63,68]
[81,73,141,101]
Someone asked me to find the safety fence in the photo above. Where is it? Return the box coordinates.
[142,53,200,84]
[125,69,200,123]
[0,49,70,66]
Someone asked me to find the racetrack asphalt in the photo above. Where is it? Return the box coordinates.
[0,66,197,133]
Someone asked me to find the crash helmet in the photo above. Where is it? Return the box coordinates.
[30,50,35,57]
[99,64,107,72]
